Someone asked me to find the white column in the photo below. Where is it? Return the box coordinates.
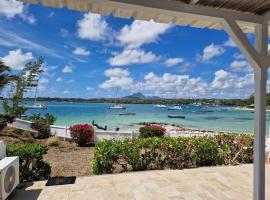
[221,20,269,200]
[253,23,268,200]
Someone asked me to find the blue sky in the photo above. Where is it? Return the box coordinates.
[0,0,260,99]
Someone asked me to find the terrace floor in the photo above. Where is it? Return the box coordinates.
[9,164,270,200]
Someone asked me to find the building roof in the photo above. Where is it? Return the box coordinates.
[20,0,269,33]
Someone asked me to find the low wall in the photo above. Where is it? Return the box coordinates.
[9,119,270,150]
[10,118,138,143]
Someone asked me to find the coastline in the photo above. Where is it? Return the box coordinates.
[103,122,253,135]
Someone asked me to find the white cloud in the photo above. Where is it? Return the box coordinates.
[37,77,49,91]
[77,12,109,41]
[42,64,57,78]
[62,66,73,73]
[211,70,254,95]
[165,57,184,67]
[63,90,70,94]
[1,49,33,70]
[117,19,172,49]
[104,68,130,77]
[66,79,75,83]
[39,77,48,84]
[223,37,237,47]
[198,43,225,62]
[73,47,91,56]
[99,76,133,90]
[60,28,69,37]
[134,72,208,98]
[108,48,158,66]
[0,0,36,24]
[0,29,63,59]
[56,77,63,82]
[99,68,133,90]
[86,87,93,91]
[230,60,252,72]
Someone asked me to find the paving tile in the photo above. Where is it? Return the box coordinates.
[10,164,270,200]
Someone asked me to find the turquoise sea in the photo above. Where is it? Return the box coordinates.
[20,102,270,133]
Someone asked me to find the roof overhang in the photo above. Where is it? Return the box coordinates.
[20,0,270,33]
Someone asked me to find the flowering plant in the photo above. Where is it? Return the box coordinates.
[139,124,166,138]
[70,124,94,146]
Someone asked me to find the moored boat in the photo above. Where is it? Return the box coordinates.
[168,105,182,110]
[168,115,186,119]
[119,112,136,115]
[154,104,167,108]
[108,104,126,109]
[26,104,48,109]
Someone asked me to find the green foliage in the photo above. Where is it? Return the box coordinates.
[21,130,32,138]
[92,134,253,175]
[2,57,44,117]
[6,144,51,182]
[0,114,14,131]
[28,113,56,125]
[27,113,56,139]
[0,59,17,91]
[139,125,166,138]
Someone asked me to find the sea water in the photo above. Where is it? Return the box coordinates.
[21,102,270,133]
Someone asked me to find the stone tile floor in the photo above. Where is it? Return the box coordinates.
[9,164,270,200]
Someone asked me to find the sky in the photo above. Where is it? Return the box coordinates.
[0,0,265,99]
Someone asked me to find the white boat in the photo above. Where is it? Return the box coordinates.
[168,105,182,110]
[108,104,126,109]
[25,83,48,110]
[154,104,167,108]
[27,104,48,109]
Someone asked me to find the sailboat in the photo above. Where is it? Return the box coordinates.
[168,91,182,110]
[154,104,167,108]
[108,88,126,110]
[26,83,47,110]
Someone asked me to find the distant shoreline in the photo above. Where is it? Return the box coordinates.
[8,97,252,107]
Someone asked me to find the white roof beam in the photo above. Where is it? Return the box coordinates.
[220,18,262,70]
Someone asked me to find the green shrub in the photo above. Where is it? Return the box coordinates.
[139,125,166,138]
[92,134,253,175]
[29,113,56,139]
[21,130,32,138]
[6,144,51,182]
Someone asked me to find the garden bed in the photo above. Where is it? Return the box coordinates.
[0,127,95,177]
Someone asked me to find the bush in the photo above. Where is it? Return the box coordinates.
[6,144,51,182]
[29,113,56,139]
[139,125,166,138]
[92,134,253,175]
[46,136,60,146]
[70,124,94,147]
[21,130,32,138]
[31,120,50,139]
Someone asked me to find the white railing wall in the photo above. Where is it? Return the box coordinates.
[10,118,270,147]
[9,118,138,143]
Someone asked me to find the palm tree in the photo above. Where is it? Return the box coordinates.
[0,59,16,90]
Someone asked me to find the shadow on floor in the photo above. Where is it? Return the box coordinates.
[8,182,43,200]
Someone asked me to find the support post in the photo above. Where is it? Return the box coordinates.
[221,20,269,200]
[253,23,268,200]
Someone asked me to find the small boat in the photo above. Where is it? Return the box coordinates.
[168,115,186,119]
[108,104,126,109]
[119,112,136,116]
[154,104,167,108]
[168,105,182,110]
[26,104,48,109]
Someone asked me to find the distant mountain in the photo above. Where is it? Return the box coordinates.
[122,92,160,100]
